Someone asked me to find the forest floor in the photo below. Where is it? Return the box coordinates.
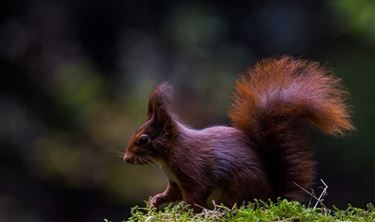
[108,199,374,222]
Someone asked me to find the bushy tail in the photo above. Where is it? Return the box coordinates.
[229,56,354,200]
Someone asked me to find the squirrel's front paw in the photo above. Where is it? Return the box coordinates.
[150,193,168,209]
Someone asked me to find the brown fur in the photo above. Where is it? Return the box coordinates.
[124,56,354,211]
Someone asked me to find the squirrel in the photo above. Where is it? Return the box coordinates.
[124,56,354,211]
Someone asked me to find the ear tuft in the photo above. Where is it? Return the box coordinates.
[147,82,176,131]
[154,82,174,106]
[148,82,174,115]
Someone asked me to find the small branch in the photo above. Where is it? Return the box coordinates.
[293,179,328,209]
[313,179,328,209]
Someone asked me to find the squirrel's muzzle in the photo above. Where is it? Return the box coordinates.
[123,154,134,164]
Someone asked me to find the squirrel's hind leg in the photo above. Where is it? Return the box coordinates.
[222,169,272,206]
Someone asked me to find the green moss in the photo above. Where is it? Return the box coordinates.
[108,199,375,222]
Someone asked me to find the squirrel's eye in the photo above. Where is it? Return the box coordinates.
[137,134,151,146]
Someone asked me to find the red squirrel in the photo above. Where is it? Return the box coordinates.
[124,56,353,211]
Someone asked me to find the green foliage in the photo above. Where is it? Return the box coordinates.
[331,0,375,45]
[116,200,375,222]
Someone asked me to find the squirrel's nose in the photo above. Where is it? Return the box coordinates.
[123,154,133,164]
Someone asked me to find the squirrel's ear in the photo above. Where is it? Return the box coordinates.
[148,82,175,130]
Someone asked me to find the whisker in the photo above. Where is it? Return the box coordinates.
[144,157,156,165]
[134,156,155,165]
[110,148,125,155]
[150,163,160,169]
[109,148,126,159]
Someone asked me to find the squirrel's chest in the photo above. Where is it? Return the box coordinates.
[160,164,179,184]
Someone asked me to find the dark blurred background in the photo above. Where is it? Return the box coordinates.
[0,0,374,221]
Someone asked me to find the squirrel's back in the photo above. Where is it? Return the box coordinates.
[229,56,353,200]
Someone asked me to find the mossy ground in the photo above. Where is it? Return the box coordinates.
[106,199,374,222]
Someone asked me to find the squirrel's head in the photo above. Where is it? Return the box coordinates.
[124,83,177,165]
